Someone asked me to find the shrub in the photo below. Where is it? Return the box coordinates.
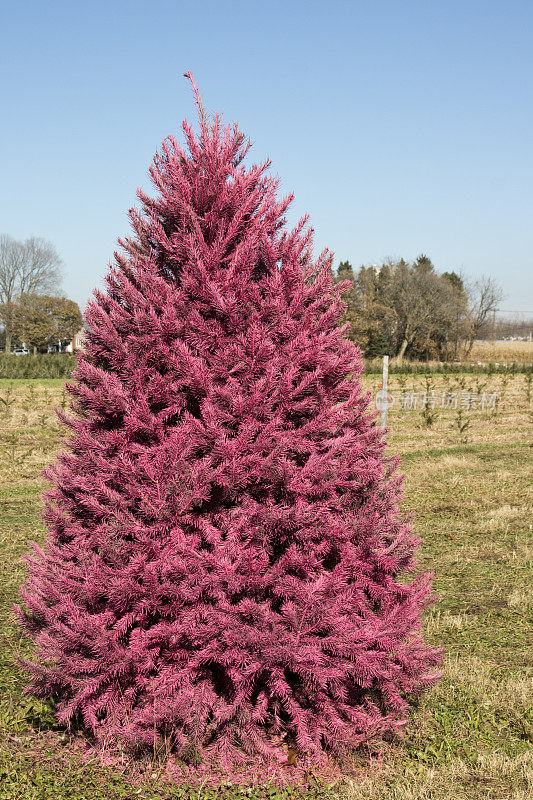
[0,354,76,379]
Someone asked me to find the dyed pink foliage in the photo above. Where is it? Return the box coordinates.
[18,79,440,770]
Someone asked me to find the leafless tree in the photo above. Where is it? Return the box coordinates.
[391,259,446,362]
[465,276,505,354]
[0,235,63,353]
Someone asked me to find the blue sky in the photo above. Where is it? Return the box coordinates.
[1,0,532,315]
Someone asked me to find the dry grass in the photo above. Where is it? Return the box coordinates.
[468,340,533,364]
[344,750,532,800]
[0,374,532,799]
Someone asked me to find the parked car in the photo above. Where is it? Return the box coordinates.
[13,347,29,356]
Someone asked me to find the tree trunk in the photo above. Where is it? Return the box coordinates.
[3,303,13,354]
[397,338,409,363]
[33,346,37,357]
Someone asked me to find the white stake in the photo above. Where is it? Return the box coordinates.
[381,355,389,429]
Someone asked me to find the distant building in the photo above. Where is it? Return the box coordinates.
[66,327,87,353]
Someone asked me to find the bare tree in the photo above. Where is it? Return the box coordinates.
[0,236,24,353]
[465,276,504,355]
[391,258,446,362]
[0,235,63,353]
[440,271,470,360]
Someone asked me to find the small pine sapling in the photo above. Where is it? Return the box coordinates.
[0,384,15,417]
[454,407,471,443]
[420,376,438,429]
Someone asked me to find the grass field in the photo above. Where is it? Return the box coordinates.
[0,374,531,799]
[468,340,533,364]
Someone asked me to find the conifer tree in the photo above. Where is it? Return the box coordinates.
[18,76,440,771]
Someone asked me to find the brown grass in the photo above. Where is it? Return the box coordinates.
[468,340,533,363]
[0,374,531,799]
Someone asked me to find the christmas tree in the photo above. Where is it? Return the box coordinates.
[18,76,439,772]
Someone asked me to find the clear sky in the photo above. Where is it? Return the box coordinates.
[1,0,532,315]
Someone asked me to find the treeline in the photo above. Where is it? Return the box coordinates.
[492,316,533,340]
[0,234,82,354]
[334,255,503,361]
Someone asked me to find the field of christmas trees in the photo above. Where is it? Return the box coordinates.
[0,373,531,800]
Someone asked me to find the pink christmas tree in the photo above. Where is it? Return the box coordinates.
[18,77,439,772]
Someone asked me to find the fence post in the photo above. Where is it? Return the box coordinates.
[381,355,389,429]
